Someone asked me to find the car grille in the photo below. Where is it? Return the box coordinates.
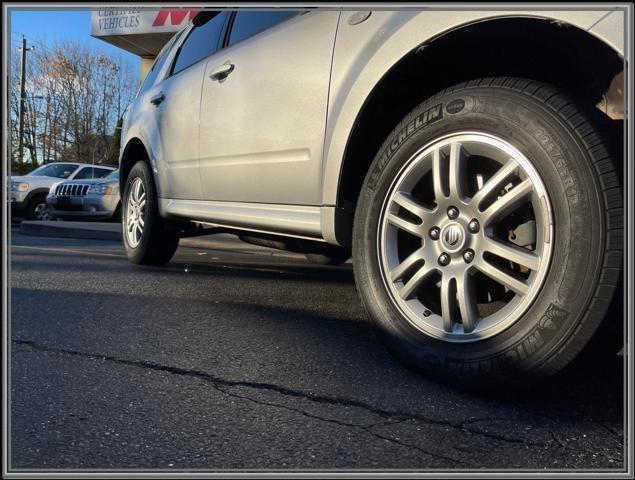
[56,184,90,197]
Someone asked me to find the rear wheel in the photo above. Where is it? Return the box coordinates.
[353,77,622,386]
[122,161,179,266]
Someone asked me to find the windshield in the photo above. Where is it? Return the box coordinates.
[27,163,78,179]
[106,170,119,179]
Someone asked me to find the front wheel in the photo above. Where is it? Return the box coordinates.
[122,161,179,266]
[26,196,54,221]
[353,78,622,387]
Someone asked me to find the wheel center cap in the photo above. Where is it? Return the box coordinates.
[440,223,465,252]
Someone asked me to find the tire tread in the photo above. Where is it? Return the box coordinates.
[358,76,623,384]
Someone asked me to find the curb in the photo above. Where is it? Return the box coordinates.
[19,221,122,242]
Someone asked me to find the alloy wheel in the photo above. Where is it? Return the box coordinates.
[34,202,53,221]
[378,132,553,342]
[124,177,147,248]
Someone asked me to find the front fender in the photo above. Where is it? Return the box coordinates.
[120,99,168,199]
[321,8,620,207]
[24,188,51,205]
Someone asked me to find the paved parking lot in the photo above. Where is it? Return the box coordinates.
[9,227,625,471]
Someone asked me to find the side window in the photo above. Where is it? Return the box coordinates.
[95,168,114,178]
[227,11,298,47]
[138,28,185,96]
[171,12,226,75]
[73,167,95,180]
[74,167,112,180]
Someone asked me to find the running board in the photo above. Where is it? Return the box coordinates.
[159,199,323,240]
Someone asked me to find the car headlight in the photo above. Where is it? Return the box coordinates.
[11,182,29,192]
[87,184,114,195]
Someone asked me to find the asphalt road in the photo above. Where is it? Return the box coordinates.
[9,228,625,471]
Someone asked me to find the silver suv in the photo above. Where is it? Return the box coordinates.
[11,163,115,220]
[47,170,121,221]
[119,9,625,386]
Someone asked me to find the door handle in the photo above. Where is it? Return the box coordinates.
[209,62,234,81]
[150,92,165,106]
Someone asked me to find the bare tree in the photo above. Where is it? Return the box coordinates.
[9,39,137,173]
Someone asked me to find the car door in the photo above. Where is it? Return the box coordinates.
[144,12,228,200]
[199,10,341,205]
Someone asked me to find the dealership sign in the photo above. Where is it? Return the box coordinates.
[91,8,200,36]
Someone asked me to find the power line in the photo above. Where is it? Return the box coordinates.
[11,31,59,56]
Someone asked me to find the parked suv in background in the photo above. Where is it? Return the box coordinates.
[47,170,121,221]
[11,163,115,220]
[119,9,624,386]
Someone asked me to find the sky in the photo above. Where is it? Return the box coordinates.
[9,9,140,70]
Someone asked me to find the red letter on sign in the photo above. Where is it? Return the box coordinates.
[153,9,200,27]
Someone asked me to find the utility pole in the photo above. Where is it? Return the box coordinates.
[18,36,34,167]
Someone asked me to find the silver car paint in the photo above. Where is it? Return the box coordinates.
[321,9,622,207]
[161,198,322,238]
[153,59,208,200]
[198,11,339,205]
[120,9,624,245]
[587,10,626,54]
[121,25,195,200]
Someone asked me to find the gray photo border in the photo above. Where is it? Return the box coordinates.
[2,2,633,478]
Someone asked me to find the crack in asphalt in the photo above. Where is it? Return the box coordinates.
[549,431,566,449]
[211,385,469,466]
[13,339,549,450]
[600,423,623,438]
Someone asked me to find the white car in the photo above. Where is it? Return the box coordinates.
[10,163,115,220]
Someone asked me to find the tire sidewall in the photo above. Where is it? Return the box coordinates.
[353,85,606,383]
[27,195,49,221]
[122,161,160,264]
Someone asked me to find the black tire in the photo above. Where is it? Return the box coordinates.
[25,194,53,221]
[122,161,179,266]
[353,77,623,387]
[109,203,122,223]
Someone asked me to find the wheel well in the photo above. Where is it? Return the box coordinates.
[119,138,150,193]
[337,17,623,213]
[26,189,49,203]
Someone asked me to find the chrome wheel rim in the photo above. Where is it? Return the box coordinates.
[124,177,146,248]
[34,202,52,221]
[378,132,553,343]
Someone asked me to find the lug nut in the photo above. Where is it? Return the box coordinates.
[429,227,440,240]
[463,249,475,263]
[447,206,459,219]
[438,253,450,266]
[423,309,431,317]
[468,219,480,233]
